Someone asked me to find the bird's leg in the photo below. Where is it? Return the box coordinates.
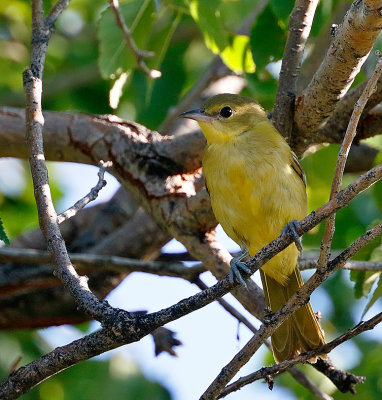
[229,249,251,287]
[282,219,303,252]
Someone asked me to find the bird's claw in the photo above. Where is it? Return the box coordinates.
[229,257,251,287]
[282,219,303,252]
[263,306,274,325]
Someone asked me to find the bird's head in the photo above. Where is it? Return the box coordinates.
[179,93,267,143]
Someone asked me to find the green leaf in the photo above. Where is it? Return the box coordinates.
[74,321,91,333]
[350,270,365,299]
[351,236,382,299]
[148,10,182,72]
[270,0,294,22]
[145,10,182,102]
[219,0,263,32]
[189,0,228,54]
[300,144,339,212]
[220,35,255,73]
[370,238,382,261]
[310,0,333,37]
[97,0,156,79]
[245,72,278,110]
[362,274,382,317]
[250,4,287,70]
[0,217,9,245]
[358,271,380,298]
[133,38,189,129]
[161,0,189,13]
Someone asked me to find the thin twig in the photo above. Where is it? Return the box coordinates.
[300,257,382,271]
[24,0,115,323]
[318,54,382,270]
[46,0,70,24]
[0,247,205,281]
[288,368,333,400]
[218,313,381,398]
[108,0,161,79]
[159,251,382,272]
[31,0,44,26]
[200,222,382,399]
[273,0,319,138]
[195,278,260,335]
[57,161,112,224]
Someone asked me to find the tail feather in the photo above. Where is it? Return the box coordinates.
[261,267,325,363]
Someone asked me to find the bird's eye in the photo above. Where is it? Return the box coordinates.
[219,106,233,118]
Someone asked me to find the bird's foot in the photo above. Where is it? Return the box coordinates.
[282,219,303,252]
[229,253,251,287]
[263,306,274,325]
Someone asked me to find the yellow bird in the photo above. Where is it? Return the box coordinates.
[180,93,325,363]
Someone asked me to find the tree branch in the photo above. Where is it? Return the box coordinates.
[57,161,110,224]
[2,247,382,297]
[318,54,382,269]
[218,313,380,398]
[294,0,382,154]
[299,254,382,271]
[46,0,70,24]
[314,72,382,145]
[108,0,161,79]
[0,247,205,282]
[273,0,319,138]
[24,0,115,324]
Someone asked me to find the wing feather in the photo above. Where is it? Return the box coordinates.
[290,152,306,187]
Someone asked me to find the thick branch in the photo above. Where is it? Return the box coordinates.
[294,0,382,153]
[314,72,382,145]
[273,0,318,137]
[0,107,204,173]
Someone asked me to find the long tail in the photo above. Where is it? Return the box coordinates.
[260,266,325,363]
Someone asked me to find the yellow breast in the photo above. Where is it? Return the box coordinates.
[202,123,307,284]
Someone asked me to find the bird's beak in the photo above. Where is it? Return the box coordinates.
[178,109,212,122]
